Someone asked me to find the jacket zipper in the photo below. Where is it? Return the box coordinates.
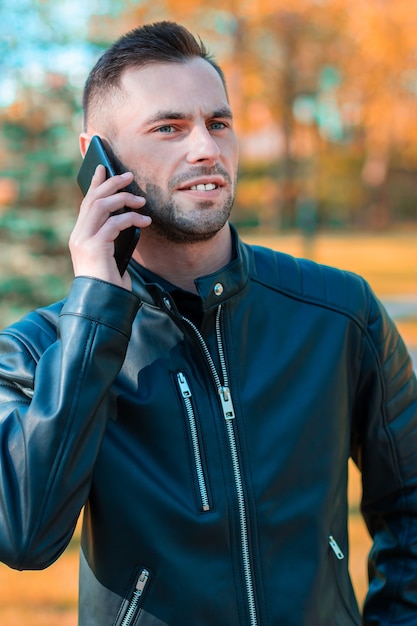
[328,535,361,625]
[182,305,258,626]
[120,568,150,626]
[177,372,210,512]
[328,535,344,560]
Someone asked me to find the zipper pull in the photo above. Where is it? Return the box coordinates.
[328,535,344,560]
[177,372,192,398]
[120,569,150,626]
[219,386,235,420]
[135,568,150,595]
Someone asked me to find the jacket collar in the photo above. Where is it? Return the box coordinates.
[129,224,250,313]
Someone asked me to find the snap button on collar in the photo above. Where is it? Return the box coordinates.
[213,283,224,296]
[163,296,172,310]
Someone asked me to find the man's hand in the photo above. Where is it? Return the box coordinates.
[69,165,151,290]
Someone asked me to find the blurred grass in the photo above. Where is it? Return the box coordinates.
[244,229,417,297]
[1,228,417,623]
[0,538,80,626]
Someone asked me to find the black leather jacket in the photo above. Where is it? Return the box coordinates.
[1,227,417,626]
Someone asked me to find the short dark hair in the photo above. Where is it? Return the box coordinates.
[82,21,227,130]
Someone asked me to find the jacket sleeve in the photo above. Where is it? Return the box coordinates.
[351,288,417,624]
[0,276,140,571]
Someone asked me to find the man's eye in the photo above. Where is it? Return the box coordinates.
[209,121,226,131]
[157,125,175,133]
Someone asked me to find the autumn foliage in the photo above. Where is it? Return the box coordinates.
[81,0,417,228]
[2,0,417,230]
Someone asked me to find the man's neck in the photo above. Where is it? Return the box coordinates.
[132,223,233,294]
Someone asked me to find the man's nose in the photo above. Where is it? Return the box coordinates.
[186,125,221,164]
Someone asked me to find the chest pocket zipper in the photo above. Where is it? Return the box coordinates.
[118,568,150,626]
[182,307,259,626]
[177,372,211,512]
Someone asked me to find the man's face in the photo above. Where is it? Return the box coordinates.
[99,58,239,244]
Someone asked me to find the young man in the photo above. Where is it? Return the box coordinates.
[0,21,416,626]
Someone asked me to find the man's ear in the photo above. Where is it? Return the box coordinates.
[79,133,92,157]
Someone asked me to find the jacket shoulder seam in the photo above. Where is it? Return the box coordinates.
[251,247,371,331]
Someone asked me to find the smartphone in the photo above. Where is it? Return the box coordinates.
[77,135,140,275]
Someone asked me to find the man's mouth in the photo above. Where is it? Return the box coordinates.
[189,183,218,191]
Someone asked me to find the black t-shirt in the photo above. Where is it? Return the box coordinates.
[135,264,204,328]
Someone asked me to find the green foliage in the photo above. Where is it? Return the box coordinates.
[0,207,73,327]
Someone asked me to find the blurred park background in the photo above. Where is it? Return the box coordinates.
[1,0,417,623]
[2,0,417,325]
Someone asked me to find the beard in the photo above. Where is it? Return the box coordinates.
[108,146,236,244]
[132,170,235,244]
